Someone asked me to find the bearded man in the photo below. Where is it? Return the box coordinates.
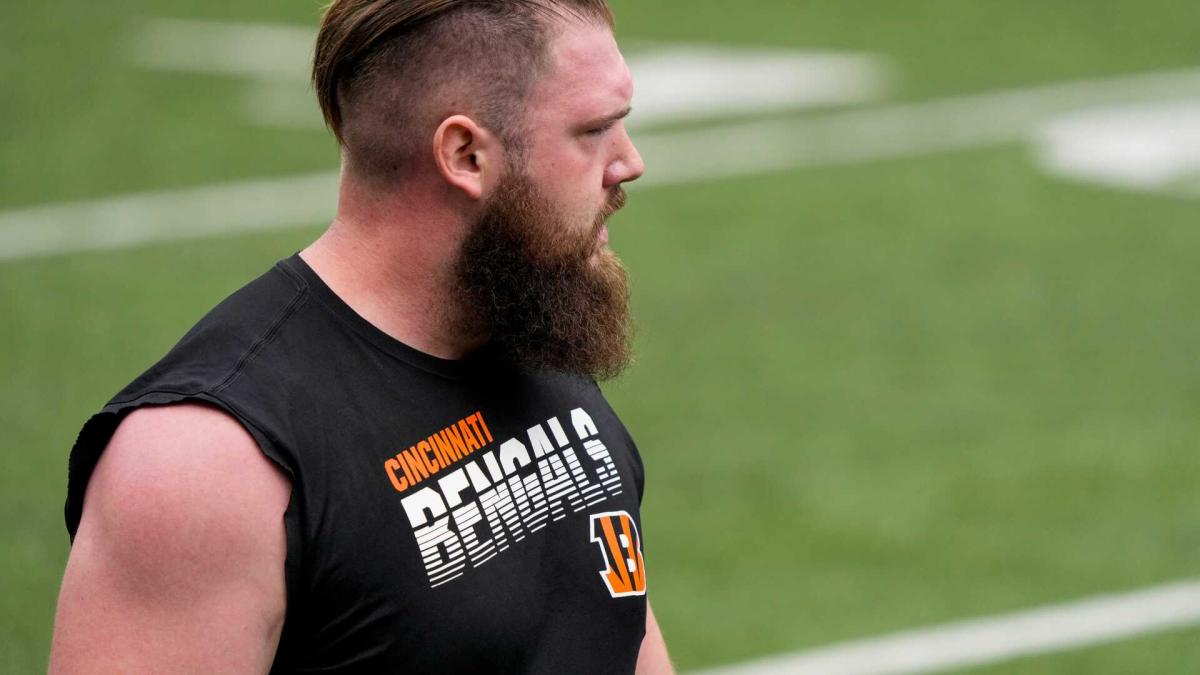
[49,1,672,672]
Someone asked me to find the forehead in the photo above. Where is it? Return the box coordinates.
[528,22,632,121]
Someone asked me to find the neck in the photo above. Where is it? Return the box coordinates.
[300,177,487,360]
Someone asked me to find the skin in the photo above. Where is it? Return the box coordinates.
[49,404,290,673]
[49,17,666,674]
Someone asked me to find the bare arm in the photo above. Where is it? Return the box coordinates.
[637,601,675,675]
[49,403,291,674]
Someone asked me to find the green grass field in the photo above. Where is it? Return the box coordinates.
[4,1,1200,672]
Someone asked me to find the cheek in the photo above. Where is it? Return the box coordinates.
[534,165,602,210]
[524,140,609,215]
[529,133,607,180]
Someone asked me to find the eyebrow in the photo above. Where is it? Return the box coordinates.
[586,106,633,128]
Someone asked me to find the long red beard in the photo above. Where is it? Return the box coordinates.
[454,173,632,380]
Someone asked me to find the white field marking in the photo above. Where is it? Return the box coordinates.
[128,18,314,81]
[129,19,890,130]
[690,579,1200,675]
[628,47,889,127]
[6,67,1200,260]
[0,173,337,261]
[1036,99,1200,198]
[632,68,1200,188]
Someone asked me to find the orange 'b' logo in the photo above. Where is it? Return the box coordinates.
[589,511,647,597]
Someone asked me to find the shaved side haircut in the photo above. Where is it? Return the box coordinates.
[313,0,615,181]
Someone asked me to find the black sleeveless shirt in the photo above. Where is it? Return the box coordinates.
[65,255,648,674]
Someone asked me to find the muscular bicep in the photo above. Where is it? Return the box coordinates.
[50,403,291,674]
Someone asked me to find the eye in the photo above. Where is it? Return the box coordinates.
[584,122,616,137]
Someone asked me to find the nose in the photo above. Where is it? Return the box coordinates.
[604,127,645,188]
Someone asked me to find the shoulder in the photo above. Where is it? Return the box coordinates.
[99,402,289,494]
[79,402,291,582]
[54,403,292,672]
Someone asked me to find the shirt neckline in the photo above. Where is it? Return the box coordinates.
[278,253,498,380]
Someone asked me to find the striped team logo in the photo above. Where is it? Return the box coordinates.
[589,511,646,597]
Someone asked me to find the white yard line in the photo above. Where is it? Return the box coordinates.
[5,66,1200,261]
[0,173,337,260]
[628,47,889,127]
[128,18,314,81]
[1036,99,1200,195]
[633,67,1200,187]
[691,579,1200,675]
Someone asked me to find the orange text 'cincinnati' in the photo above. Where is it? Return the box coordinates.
[384,412,494,493]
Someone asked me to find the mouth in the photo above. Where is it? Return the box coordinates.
[593,188,624,251]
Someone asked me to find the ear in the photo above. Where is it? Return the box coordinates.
[432,115,498,201]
